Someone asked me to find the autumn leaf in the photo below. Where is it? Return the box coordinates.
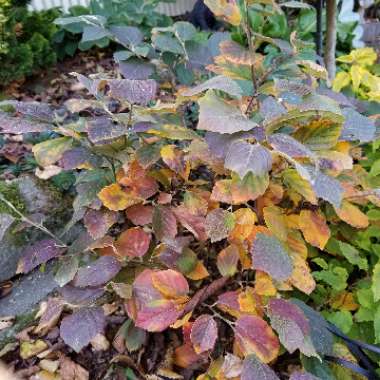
[190,315,218,354]
[334,200,369,229]
[250,233,293,282]
[241,355,280,380]
[204,0,242,26]
[98,183,142,211]
[299,210,330,250]
[205,208,235,242]
[217,244,239,277]
[153,205,178,241]
[33,137,73,167]
[234,315,280,362]
[115,227,151,258]
[84,208,118,240]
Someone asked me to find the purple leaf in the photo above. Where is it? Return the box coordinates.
[17,239,65,274]
[341,107,375,143]
[86,117,126,145]
[60,307,105,352]
[312,171,343,209]
[0,112,51,134]
[268,133,314,158]
[250,233,293,281]
[107,79,157,105]
[60,285,105,305]
[267,299,317,356]
[241,355,280,380]
[72,256,121,287]
[119,59,155,80]
[290,372,321,380]
[261,97,287,123]
[60,147,101,170]
[0,100,54,122]
[225,141,272,178]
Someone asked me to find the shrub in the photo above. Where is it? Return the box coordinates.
[1,0,379,378]
[0,5,60,86]
[333,47,380,102]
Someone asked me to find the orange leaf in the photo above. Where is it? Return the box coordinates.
[254,271,277,297]
[299,210,330,249]
[238,287,263,316]
[151,269,189,299]
[115,227,151,258]
[229,208,257,243]
[289,253,316,295]
[98,183,142,211]
[186,261,210,281]
[334,200,369,229]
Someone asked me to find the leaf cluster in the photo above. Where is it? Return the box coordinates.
[1,1,379,379]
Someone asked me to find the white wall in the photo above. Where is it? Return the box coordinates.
[29,0,197,15]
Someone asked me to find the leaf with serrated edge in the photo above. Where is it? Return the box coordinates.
[250,233,293,281]
[241,355,280,380]
[190,314,218,354]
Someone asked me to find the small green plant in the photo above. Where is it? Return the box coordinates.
[333,47,380,102]
[0,4,60,85]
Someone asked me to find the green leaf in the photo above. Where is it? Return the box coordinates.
[374,305,380,343]
[326,310,353,334]
[372,261,380,302]
[337,241,368,270]
[32,137,73,167]
[313,267,348,292]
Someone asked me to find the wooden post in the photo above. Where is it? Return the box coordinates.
[324,0,337,80]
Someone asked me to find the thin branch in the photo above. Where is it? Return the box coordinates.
[0,194,67,247]
[243,0,260,115]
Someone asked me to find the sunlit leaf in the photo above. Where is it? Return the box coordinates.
[299,210,330,250]
[251,233,293,281]
[234,315,280,362]
[190,315,218,354]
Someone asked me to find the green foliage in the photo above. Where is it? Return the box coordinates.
[0,5,60,85]
[54,0,173,59]
[0,181,26,216]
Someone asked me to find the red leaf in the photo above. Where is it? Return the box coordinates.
[234,315,280,362]
[174,205,207,241]
[115,227,151,258]
[153,205,177,241]
[126,204,153,226]
[190,314,218,354]
[84,208,118,240]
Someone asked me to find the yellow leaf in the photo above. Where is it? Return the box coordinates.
[238,287,261,315]
[20,340,48,359]
[263,205,288,241]
[334,200,369,229]
[283,169,317,205]
[333,71,351,92]
[337,47,377,67]
[204,0,242,26]
[299,210,330,250]
[229,208,257,242]
[254,271,277,297]
[289,253,316,295]
[350,65,364,92]
[330,292,359,311]
[171,312,193,329]
[98,183,142,211]
[32,137,73,167]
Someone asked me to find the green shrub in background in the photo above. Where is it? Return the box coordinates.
[0,2,60,86]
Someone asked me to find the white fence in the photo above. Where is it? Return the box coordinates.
[29,0,197,15]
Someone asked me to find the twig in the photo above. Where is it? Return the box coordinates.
[0,194,67,247]
[203,303,235,327]
[243,0,260,115]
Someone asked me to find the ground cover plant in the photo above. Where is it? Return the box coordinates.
[1,0,380,379]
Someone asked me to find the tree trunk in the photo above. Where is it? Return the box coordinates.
[324,0,337,80]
